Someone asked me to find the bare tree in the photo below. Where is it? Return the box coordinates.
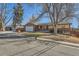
[0,3,7,31]
[29,3,76,34]
[0,3,12,31]
[27,3,48,24]
[44,3,76,34]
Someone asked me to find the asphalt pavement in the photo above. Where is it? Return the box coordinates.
[0,32,79,56]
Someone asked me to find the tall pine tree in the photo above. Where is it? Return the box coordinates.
[13,3,23,30]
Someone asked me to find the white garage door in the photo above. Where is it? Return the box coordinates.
[25,26,33,32]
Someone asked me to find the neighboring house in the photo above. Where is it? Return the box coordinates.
[5,25,25,32]
[5,26,12,31]
[0,26,12,31]
[25,22,71,34]
[72,28,79,32]
[16,25,25,32]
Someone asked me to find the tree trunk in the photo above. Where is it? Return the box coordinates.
[53,24,58,34]
[2,26,5,31]
[2,21,5,31]
[12,26,16,32]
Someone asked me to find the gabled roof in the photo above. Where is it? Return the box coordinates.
[16,25,24,29]
[25,22,71,26]
[34,22,71,25]
[25,22,35,26]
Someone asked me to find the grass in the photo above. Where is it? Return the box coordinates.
[39,34,79,44]
[17,32,79,44]
[18,32,51,40]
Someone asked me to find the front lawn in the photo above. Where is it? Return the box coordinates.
[18,32,51,37]
[39,34,79,44]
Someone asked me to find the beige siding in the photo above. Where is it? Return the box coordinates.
[48,24,70,29]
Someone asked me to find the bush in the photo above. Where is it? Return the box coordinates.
[71,31,79,37]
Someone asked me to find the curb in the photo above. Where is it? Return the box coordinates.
[37,37,79,48]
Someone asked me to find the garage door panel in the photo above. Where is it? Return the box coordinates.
[26,26,33,32]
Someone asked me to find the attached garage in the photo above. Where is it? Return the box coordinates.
[25,26,34,32]
[25,23,35,32]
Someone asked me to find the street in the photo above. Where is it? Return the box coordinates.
[0,32,79,56]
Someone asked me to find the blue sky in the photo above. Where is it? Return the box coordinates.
[71,18,79,28]
[0,3,79,28]
[6,3,50,25]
